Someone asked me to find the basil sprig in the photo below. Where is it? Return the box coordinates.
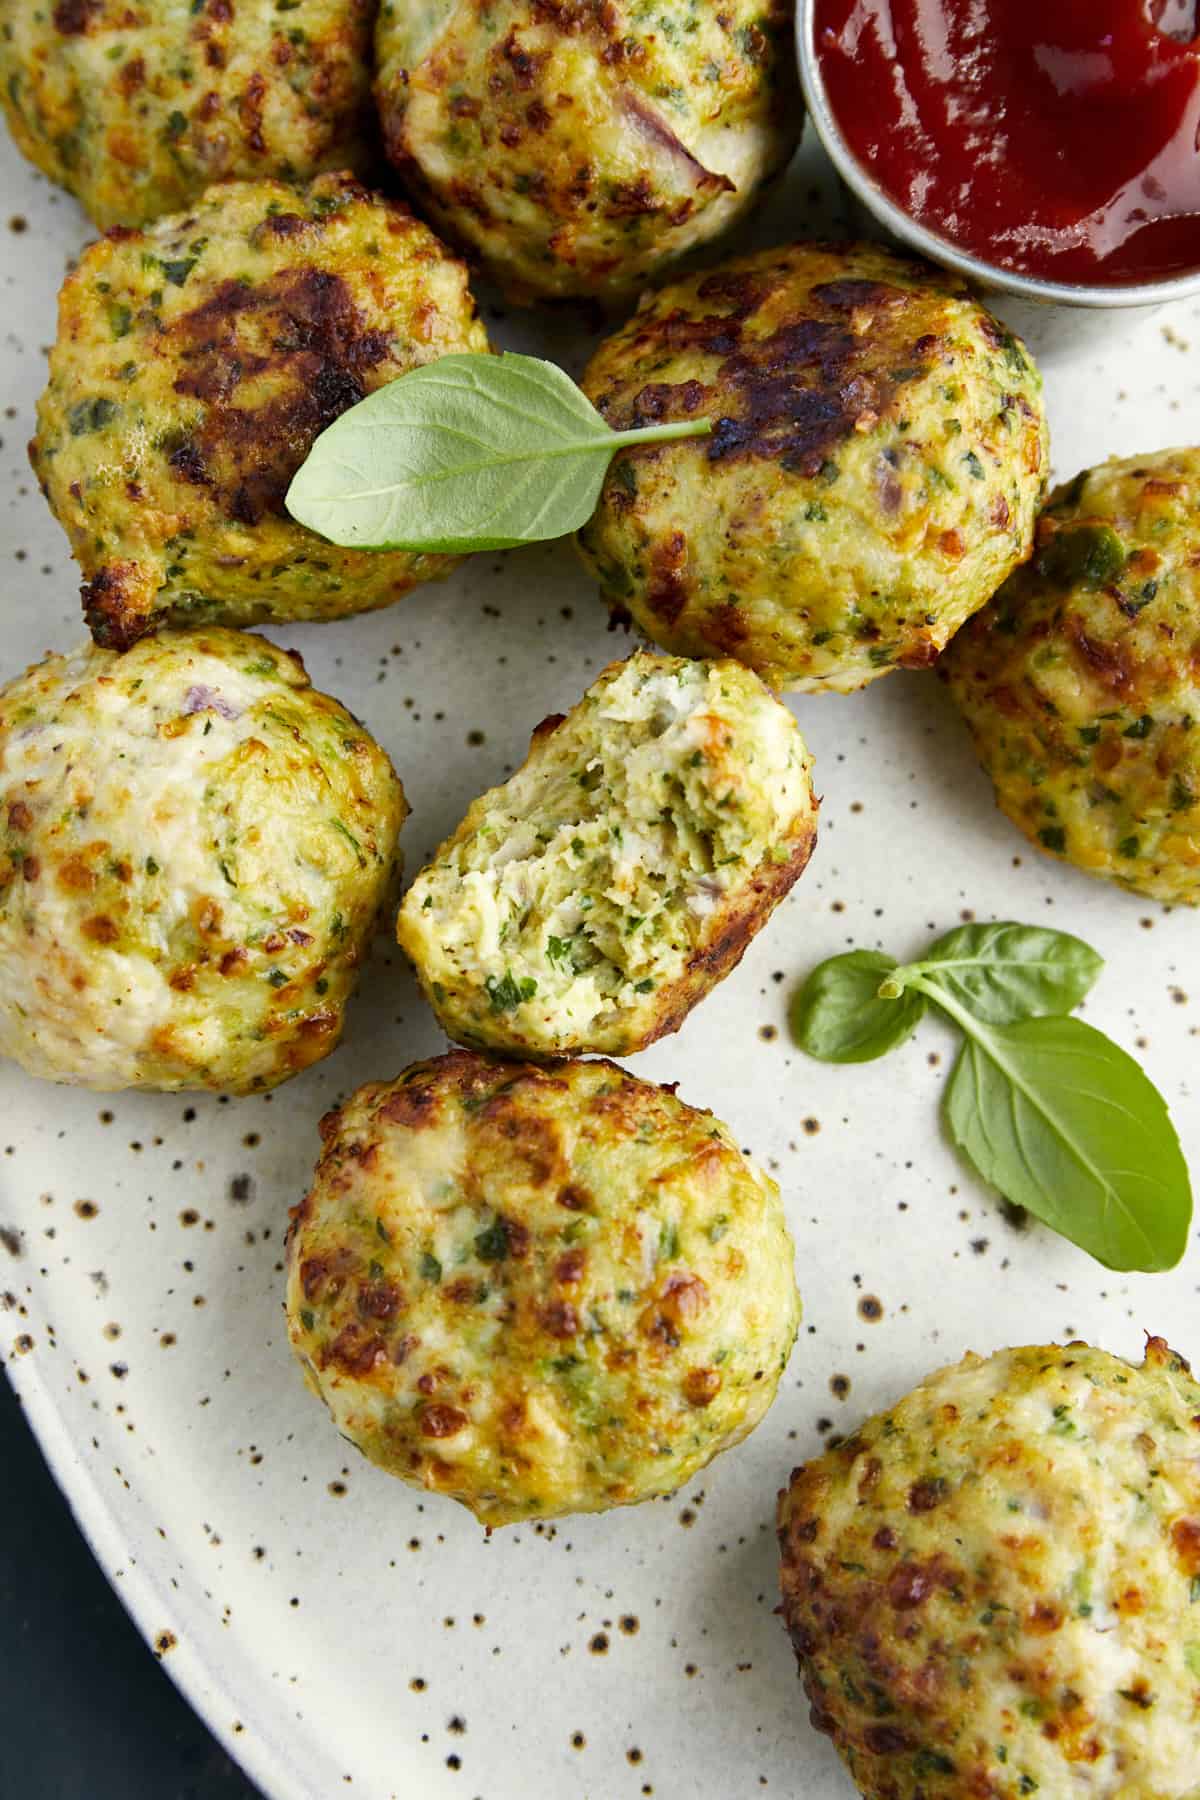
[286,351,711,554]
[789,922,1191,1272]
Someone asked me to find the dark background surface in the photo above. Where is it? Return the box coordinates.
[1,1369,261,1800]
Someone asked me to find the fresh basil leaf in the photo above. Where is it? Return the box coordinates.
[942,1014,1191,1272]
[915,922,1103,1025]
[285,351,711,554]
[789,950,926,1063]
[792,922,1191,1272]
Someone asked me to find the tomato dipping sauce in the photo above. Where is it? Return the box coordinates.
[814,0,1200,285]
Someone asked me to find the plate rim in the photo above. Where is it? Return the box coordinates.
[6,1346,311,1800]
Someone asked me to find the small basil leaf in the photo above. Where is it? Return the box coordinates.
[285,351,710,554]
[943,1014,1191,1272]
[917,922,1103,1025]
[789,950,926,1063]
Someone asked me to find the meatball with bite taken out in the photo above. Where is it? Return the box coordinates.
[287,1052,801,1525]
[396,651,818,1059]
[576,241,1048,693]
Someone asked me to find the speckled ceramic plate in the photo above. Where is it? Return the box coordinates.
[2,129,1198,1800]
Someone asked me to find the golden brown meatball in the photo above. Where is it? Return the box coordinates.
[0,629,406,1092]
[942,448,1200,904]
[0,0,376,230]
[30,173,490,648]
[375,0,800,302]
[287,1052,801,1523]
[778,1338,1200,1800]
[576,241,1049,692]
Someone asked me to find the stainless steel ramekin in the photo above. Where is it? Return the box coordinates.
[795,0,1200,356]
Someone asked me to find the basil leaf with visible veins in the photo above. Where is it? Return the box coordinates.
[913,921,1103,1025]
[286,351,711,554]
[938,1008,1190,1273]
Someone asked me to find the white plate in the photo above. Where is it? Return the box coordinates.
[2,128,1198,1800]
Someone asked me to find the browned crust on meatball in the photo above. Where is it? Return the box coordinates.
[68,195,411,647]
[589,255,958,481]
[81,562,152,651]
[628,818,817,1050]
[578,242,1047,692]
[33,171,488,645]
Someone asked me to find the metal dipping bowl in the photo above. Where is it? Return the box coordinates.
[795,0,1200,358]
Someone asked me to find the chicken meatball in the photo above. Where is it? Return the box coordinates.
[0,0,375,231]
[397,652,817,1058]
[374,0,800,304]
[0,628,405,1092]
[287,1052,800,1524]
[30,173,490,649]
[576,242,1049,692]
[778,1337,1200,1800]
[942,448,1200,904]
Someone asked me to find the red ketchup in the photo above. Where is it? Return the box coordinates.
[814,0,1200,284]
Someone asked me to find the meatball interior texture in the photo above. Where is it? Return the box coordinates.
[576,242,1049,693]
[0,629,405,1092]
[374,0,800,303]
[778,1338,1200,1800]
[942,448,1200,905]
[287,1052,800,1525]
[30,173,490,650]
[0,0,375,231]
[396,652,817,1058]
